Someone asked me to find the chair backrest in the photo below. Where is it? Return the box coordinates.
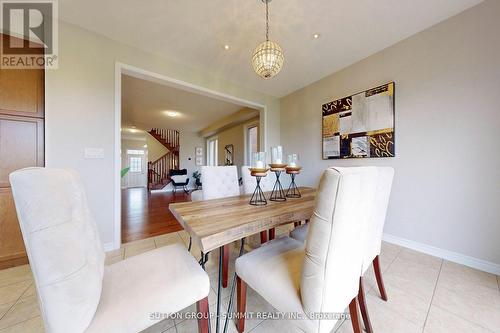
[361,167,394,273]
[200,166,240,200]
[300,167,378,332]
[9,168,104,333]
[170,168,187,177]
[240,165,273,194]
[291,167,394,273]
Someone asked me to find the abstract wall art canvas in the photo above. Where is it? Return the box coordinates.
[322,82,395,159]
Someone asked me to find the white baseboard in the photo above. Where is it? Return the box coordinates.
[103,242,117,252]
[150,185,197,193]
[383,233,500,275]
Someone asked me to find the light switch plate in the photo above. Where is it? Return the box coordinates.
[84,148,104,159]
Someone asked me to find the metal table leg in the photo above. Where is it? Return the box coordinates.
[199,251,210,267]
[223,239,245,333]
[215,246,224,333]
[199,251,211,333]
[210,239,246,333]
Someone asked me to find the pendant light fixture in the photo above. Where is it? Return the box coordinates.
[252,0,284,79]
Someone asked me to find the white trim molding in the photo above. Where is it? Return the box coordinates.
[383,233,500,275]
[243,119,260,166]
[103,242,116,252]
[113,62,268,251]
[113,62,122,251]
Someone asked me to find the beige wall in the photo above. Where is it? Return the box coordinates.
[280,0,500,268]
[121,139,146,153]
[145,133,168,162]
[179,131,204,182]
[216,117,259,172]
[45,21,280,248]
[200,108,259,138]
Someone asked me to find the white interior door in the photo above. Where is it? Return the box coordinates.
[121,149,147,188]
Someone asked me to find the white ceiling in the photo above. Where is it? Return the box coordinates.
[60,0,482,97]
[121,74,245,132]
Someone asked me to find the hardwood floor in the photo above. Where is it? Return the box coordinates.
[121,187,190,243]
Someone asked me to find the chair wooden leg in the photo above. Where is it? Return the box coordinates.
[236,276,247,333]
[373,255,388,301]
[349,297,363,333]
[222,244,229,288]
[358,277,373,333]
[196,297,210,333]
[269,228,275,240]
[260,231,268,244]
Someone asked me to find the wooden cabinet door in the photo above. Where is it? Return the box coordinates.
[0,33,44,118]
[0,69,44,118]
[0,115,44,187]
[0,115,44,268]
[0,188,28,268]
[0,33,45,269]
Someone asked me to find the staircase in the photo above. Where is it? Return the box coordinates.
[147,128,180,190]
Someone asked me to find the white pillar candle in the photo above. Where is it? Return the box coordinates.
[256,161,264,168]
[287,153,299,167]
[271,146,283,164]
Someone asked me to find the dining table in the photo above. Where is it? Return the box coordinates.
[169,186,316,333]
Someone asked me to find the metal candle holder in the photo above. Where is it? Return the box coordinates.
[249,168,268,206]
[269,165,287,202]
[285,167,302,198]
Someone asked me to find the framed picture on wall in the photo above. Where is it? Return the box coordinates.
[195,156,203,166]
[224,144,234,166]
[322,82,395,159]
[195,147,203,156]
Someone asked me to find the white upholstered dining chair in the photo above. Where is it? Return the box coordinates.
[235,167,379,333]
[199,165,240,200]
[191,165,240,201]
[190,165,241,288]
[289,167,394,332]
[9,168,211,333]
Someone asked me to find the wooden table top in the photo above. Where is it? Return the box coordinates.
[169,187,316,252]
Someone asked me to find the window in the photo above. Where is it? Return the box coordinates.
[126,149,144,155]
[207,137,218,166]
[247,125,258,164]
[129,156,142,172]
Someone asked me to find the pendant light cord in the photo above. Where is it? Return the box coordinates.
[265,0,269,41]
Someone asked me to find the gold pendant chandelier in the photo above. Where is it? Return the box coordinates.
[252,0,284,79]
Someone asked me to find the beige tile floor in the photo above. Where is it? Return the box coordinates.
[1,224,499,333]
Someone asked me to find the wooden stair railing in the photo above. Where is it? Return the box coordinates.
[147,128,180,191]
[148,128,179,152]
